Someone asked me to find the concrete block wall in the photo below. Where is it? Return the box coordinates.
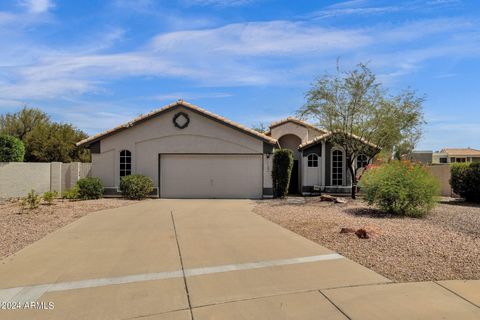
[0,162,91,199]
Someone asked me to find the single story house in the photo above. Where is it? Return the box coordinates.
[412,148,480,164]
[77,100,377,198]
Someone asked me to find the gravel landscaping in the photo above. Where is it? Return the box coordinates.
[0,198,140,260]
[254,197,480,282]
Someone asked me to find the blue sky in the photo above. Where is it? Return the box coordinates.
[0,0,479,151]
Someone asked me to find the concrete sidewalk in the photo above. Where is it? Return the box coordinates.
[0,200,479,319]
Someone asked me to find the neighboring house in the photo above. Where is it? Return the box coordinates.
[77,101,377,198]
[412,148,480,164]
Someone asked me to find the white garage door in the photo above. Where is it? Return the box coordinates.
[160,154,263,199]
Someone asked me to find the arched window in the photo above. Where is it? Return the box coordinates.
[307,154,319,167]
[332,149,343,186]
[120,150,131,177]
[357,154,368,169]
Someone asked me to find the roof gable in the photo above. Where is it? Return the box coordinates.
[77,100,277,147]
[268,117,327,134]
[299,131,380,150]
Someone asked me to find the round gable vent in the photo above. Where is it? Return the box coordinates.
[173,112,190,129]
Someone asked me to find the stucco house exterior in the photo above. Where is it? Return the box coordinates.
[77,100,376,198]
[412,148,480,164]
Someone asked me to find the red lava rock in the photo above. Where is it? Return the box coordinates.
[355,228,369,239]
[340,227,356,233]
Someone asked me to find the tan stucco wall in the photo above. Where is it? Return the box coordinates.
[426,164,453,197]
[92,106,269,190]
[270,122,309,143]
[0,162,91,198]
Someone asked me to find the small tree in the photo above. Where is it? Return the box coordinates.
[0,134,25,162]
[298,63,425,199]
[272,149,294,198]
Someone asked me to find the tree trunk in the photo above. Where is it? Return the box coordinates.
[348,163,357,199]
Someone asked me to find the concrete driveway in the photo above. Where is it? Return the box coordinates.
[0,200,479,319]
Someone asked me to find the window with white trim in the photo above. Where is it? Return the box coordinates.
[120,150,132,177]
[357,154,368,169]
[307,154,319,167]
[332,149,343,186]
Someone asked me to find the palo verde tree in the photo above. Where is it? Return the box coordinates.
[298,63,425,199]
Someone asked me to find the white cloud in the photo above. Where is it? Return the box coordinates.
[0,13,479,106]
[182,0,254,7]
[20,0,54,13]
[150,21,372,55]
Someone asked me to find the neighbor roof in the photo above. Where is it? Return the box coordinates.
[298,131,380,150]
[440,148,480,157]
[268,117,327,134]
[77,100,278,147]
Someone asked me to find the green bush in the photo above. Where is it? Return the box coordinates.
[42,191,58,205]
[272,149,294,198]
[120,174,154,200]
[359,161,439,217]
[76,177,103,200]
[21,189,41,211]
[0,134,25,162]
[62,187,79,200]
[450,162,480,203]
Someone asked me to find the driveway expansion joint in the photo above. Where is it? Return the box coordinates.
[434,281,480,309]
[171,210,194,320]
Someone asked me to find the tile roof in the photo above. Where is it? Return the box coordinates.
[76,100,278,147]
[268,117,327,134]
[298,131,380,150]
[440,148,480,157]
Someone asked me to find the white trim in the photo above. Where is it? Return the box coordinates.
[330,147,346,186]
[321,142,326,186]
[307,153,320,168]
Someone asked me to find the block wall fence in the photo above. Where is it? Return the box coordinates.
[0,162,91,199]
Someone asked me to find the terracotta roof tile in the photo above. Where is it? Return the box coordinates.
[268,117,327,133]
[77,100,277,147]
[440,148,480,156]
[298,131,380,150]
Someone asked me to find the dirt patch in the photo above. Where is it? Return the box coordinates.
[0,198,140,260]
[254,197,480,282]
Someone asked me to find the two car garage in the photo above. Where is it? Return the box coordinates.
[159,154,263,199]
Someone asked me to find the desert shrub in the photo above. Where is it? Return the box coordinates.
[450,162,480,203]
[272,149,294,198]
[359,161,439,217]
[42,191,58,205]
[21,189,41,210]
[0,134,25,162]
[120,174,154,200]
[62,187,79,200]
[76,177,103,200]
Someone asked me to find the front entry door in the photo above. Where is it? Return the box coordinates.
[289,160,299,194]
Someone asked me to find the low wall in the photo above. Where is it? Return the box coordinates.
[426,164,453,197]
[0,162,91,199]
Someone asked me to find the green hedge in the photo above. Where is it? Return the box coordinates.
[0,134,25,162]
[120,174,154,200]
[76,177,103,200]
[359,161,439,217]
[451,162,480,203]
[272,149,294,198]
